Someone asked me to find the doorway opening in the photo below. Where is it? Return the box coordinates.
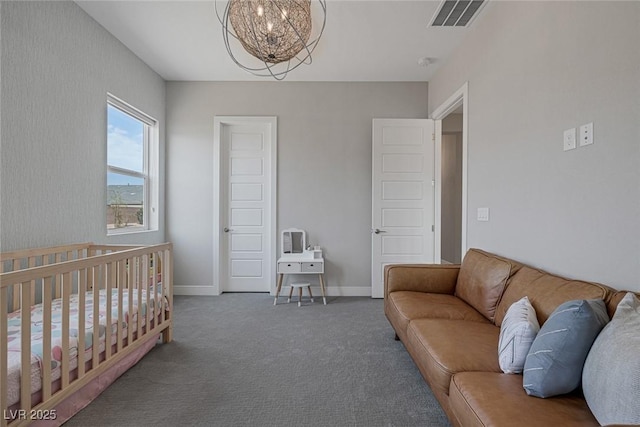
[432,82,468,264]
[441,114,463,263]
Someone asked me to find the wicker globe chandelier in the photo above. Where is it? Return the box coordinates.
[216,0,327,80]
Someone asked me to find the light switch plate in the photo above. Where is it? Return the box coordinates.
[477,207,490,222]
[579,122,593,147]
[563,128,576,151]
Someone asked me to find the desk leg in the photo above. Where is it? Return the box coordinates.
[319,274,327,305]
[274,273,284,305]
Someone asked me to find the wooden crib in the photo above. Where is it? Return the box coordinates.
[0,242,173,426]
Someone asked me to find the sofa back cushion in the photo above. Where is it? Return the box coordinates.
[494,266,613,327]
[605,291,631,319]
[455,249,522,322]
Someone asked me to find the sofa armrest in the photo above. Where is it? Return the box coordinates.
[384,264,461,298]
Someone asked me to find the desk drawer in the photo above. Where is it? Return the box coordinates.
[278,262,301,273]
[301,262,323,273]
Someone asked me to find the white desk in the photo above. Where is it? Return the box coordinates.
[274,254,327,305]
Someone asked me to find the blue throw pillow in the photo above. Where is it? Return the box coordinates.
[523,299,609,398]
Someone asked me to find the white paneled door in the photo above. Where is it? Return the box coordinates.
[216,118,276,293]
[371,119,435,298]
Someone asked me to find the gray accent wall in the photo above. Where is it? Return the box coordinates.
[166,82,428,294]
[4,0,636,294]
[1,1,166,250]
[428,1,640,290]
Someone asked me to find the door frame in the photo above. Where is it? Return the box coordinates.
[431,82,469,263]
[212,116,278,295]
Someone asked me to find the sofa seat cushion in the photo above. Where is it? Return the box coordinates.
[387,291,489,336]
[406,319,500,397]
[450,372,599,427]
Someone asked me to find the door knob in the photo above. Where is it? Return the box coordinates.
[372,228,387,234]
[224,227,232,233]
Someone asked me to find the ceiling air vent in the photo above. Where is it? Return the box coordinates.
[430,0,486,27]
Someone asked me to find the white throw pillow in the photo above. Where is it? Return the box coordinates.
[582,293,640,425]
[498,296,540,374]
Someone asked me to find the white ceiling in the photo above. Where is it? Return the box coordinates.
[76,1,485,82]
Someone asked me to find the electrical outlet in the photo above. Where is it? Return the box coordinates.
[579,122,593,147]
[563,128,576,151]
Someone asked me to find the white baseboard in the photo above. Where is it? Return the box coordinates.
[330,286,371,297]
[271,285,371,297]
[174,285,371,297]
[173,285,219,296]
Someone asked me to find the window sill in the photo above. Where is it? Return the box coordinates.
[107,227,157,237]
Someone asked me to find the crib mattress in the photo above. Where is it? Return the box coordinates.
[6,287,164,407]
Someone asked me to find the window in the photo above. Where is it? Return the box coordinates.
[107,94,158,234]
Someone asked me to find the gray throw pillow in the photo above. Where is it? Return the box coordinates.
[582,293,640,425]
[522,299,609,398]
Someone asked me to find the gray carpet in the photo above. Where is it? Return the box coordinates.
[65,295,450,427]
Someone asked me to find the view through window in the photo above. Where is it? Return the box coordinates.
[107,96,155,233]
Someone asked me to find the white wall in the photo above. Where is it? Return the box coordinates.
[1,1,166,250]
[166,82,428,295]
[428,1,640,290]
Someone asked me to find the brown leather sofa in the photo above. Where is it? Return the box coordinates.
[384,248,636,427]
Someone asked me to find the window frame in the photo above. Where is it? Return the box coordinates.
[106,94,158,235]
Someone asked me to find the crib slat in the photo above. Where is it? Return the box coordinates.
[87,259,94,291]
[61,272,71,389]
[155,252,161,330]
[163,250,169,320]
[105,262,114,360]
[0,287,8,427]
[42,253,51,271]
[54,253,63,298]
[12,260,20,311]
[11,284,19,314]
[150,254,156,332]
[92,266,100,370]
[153,252,162,332]
[163,248,173,343]
[158,253,163,325]
[127,258,134,347]
[144,255,151,333]
[20,282,32,412]
[77,268,86,379]
[117,260,125,353]
[29,257,37,304]
[137,257,143,339]
[42,275,52,401]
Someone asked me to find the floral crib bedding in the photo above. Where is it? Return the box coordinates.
[6,287,165,407]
